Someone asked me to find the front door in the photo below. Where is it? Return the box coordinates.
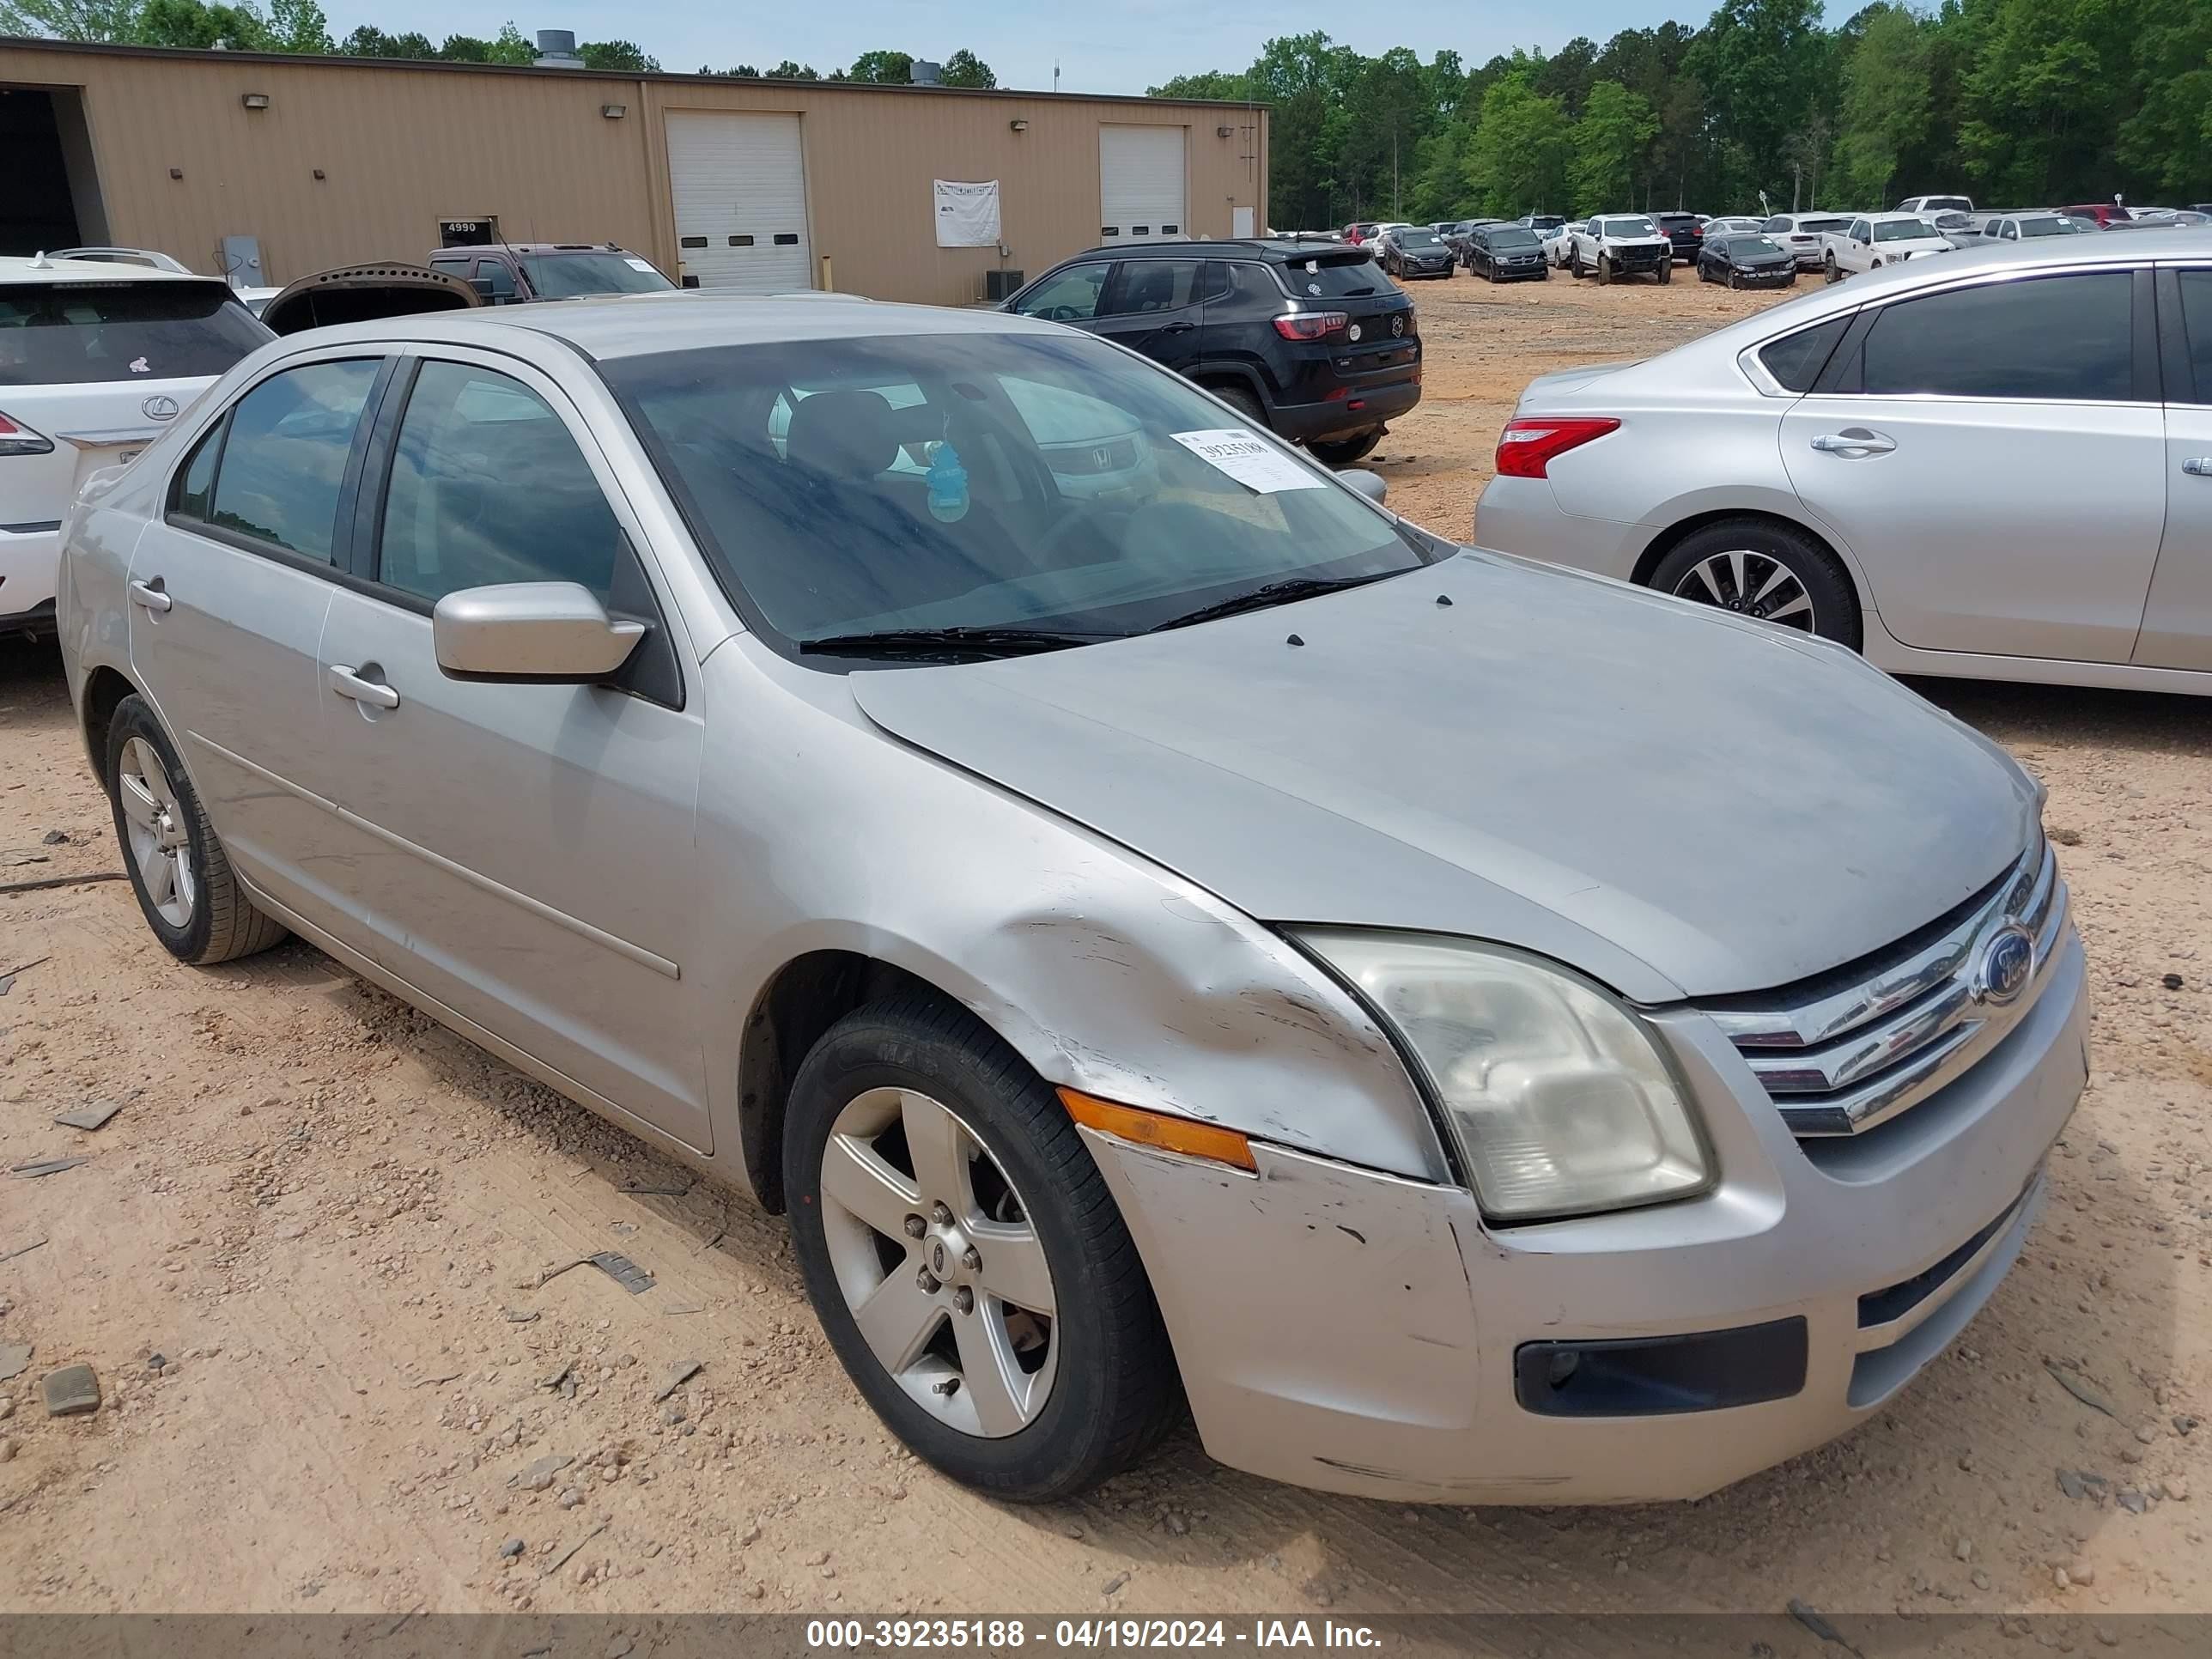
[2136,267,2212,670]
[1781,266,2166,663]
[125,355,387,925]
[313,351,711,1151]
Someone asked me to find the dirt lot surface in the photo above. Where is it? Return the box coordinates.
[2,270,2209,1624]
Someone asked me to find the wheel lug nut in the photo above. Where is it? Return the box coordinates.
[953,1286,974,1315]
[902,1214,927,1239]
[917,1268,940,1294]
[931,1202,953,1225]
[962,1247,981,1273]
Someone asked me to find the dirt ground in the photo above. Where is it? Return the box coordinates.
[2,268,2209,1623]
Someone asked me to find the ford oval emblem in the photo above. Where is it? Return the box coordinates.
[1978,925,2035,1005]
[142,394,180,422]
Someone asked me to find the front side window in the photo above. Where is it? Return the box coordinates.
[2176,270,2212,404]
[1850,221,1871,241]
[377,361,624,604]
[476,260,518,300]
[1013,264,1109,321]
[1860,272,2133,401]
[204,358,380,561]
[604,331,1435,653]
[514,252,673,297]
[0,279,270,386]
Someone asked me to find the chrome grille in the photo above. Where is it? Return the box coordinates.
[1702,836,2066,1137]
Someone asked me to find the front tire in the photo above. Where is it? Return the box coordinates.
[1309,428,1383,466]
[104,695,288,965]
[1570,249,1584,278]
[1657,258,1671,284]
[1648,518,1862,648]
[1596,254,1612,286]
[784,994,1177,1503]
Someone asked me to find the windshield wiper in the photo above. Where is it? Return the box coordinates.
[1145,570,1407,634]
[798,626,1114,659]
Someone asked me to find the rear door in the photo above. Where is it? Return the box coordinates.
[310,349,711,1151]
[125,353,390,924]
[1781,265,2165,663]
[2136,265,2212,669]
[1088,258,1210,375]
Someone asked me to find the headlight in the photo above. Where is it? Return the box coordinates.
[1292,930,1712,1222]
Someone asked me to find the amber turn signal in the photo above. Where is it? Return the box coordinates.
[1057,1087,1256,1171]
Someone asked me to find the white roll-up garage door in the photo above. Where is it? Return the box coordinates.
[1099,125,1187,245]
[665,110,813,291]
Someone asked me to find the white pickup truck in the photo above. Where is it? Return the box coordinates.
[1820,212,1955,281]
[1566,214,1674,284]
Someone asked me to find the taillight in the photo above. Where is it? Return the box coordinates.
[1494,417,1620,479]
[1273,312,1348,342]
[0,410,55,459]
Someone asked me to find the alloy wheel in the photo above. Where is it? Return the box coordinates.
[817,1086,1059,1438]
[1671,549,1816,629]
[117,736,197,928]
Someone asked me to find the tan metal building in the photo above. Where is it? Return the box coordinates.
[0,38,1268,306]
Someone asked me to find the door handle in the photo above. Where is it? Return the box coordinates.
[2184,457,2212,478]
[1809,428,1897,456]
[128,578,172,612]
[328,663,400,709]
[1160,322,1197,334]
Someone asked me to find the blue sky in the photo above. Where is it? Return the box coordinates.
[354,0,1705,94]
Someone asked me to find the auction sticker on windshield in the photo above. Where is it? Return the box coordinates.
[1171,429,1327,494]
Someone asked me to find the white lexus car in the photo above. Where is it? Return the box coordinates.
[2,255,270,641]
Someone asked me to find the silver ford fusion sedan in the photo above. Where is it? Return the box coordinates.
[58,295,2087,1504]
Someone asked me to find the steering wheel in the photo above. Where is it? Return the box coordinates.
[1041,304,1081,321]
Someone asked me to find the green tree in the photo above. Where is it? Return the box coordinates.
[485,21,532,64]
[1149,70,1251,99]
[840,48,913,83]
[1831,5,1931,205]
[766,59,818,80]
[1463,67,1572,216]
[132,0,270,50]
[1570,80,1659,213]
[0,0,139,39]
[939,48,995,88]
[579,39,656,71]
[436,32,492,59]
[1955,0,2135,202]
[1687,0,1827,206]
[265,0,328,52]
[2117,0,2212,193]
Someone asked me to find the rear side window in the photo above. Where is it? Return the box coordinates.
[1280,254,1385,298]
[1758,316,1850,392]
[171,420,223,519]
[204,358,380,561]
[1860,272,2133,401]
[377,361,625,604]
[0,280,270,387]
[2178,271,2212,403]
[1101,260,1206,315]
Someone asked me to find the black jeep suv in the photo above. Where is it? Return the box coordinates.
[1002,240,1420,466]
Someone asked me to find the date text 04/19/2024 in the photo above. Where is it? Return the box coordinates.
[803,1619,1384,1649]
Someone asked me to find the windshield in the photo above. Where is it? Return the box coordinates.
[1488,228,1540,248]
[2021,216,2085,237]
[1733,236,1785,256]
[515,252,674,298]
[1525,216,1565,230]
[604,331,1433,653]
[1874,219,1937,242]
[0,280,271,386]
[1285,255,1381,297]
[1601,217,1658,237]
[1399,230,1444,247]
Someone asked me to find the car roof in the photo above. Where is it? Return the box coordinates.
[0,254,226,285]
[268,290,1092,362]
[1066,239,1357,264]
[434,242,637,256]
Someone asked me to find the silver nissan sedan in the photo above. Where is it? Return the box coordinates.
[57,295,2087,1504]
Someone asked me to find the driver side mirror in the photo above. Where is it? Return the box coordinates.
[1339,469,1388,507]
[433,582,644,684]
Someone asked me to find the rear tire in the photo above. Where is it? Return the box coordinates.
[1825,254,1841,283]
[1308,428,1383,466]
[1648,518,1862,648]
[1206,383,1264,426]
[104,695,288,966]
[783,994,1178,1503]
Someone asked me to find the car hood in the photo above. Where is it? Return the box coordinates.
[848,552,2038,1004]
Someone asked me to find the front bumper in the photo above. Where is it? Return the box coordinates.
[1086,925,2088,1504]
[1,520,63,629]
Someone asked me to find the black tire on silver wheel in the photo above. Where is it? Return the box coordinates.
[785,993,1177,1502]
[1648,518,1862,648]
[1825,254,1841,283]
[1308,428,1383,466]
[104,694,288,965]
[1596,254,1612,286]
[1726,270,1740,290]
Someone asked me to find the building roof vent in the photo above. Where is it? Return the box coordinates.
[909,59,942,86]
[534,28,583,69]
